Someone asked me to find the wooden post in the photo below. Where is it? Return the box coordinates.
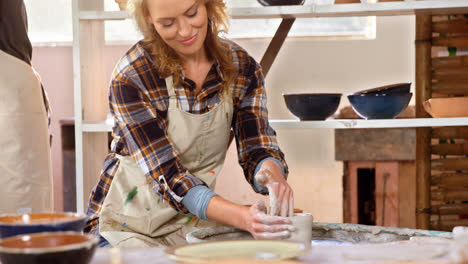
[415,15,432,230]
[260,18,295,77]
[73,0,109,212]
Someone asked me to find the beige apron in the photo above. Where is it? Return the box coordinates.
[99,76,233,247]
[0,50,53,214]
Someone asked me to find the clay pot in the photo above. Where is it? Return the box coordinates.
[423,97,468,118]
[115,0,128,11]
[0,232,98,264]
[0,213,87,239]
[288,213,313,248]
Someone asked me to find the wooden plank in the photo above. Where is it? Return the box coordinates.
[79,0,109,211]
[81,2,468,20]
[229,1,468,19]
[431,219,468,231]
[431,172,468,186]
[375,162,399,227]
[415,15,432,230]
[431,142,468,155]
[432,55,468,69]
[343,162,351,223]
[432,36,468,47]
[431,158,468,171]
[260,18,295,77]
[432,81,468,95]
[432,17,468,34]
[399,162,417,229]
[432,68,468,81]
[432,126,468,139]
[432,203,468,215]
[432,189,468,201]
[335,128,416,161]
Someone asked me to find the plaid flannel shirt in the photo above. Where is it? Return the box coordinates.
[85,39,288,233]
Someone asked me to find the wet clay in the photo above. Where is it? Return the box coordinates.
[287,213,313,246]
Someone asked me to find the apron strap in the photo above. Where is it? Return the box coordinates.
[165,76,177,110]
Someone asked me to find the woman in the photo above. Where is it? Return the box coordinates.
[85,0,294,248]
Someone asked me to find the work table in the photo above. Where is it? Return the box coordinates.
[87,240,454,264]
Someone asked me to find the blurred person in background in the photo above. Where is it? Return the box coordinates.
[0,0,53,214]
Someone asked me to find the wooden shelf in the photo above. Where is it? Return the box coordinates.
[79,1,468,21]
[270,117,468,129]
[82,117,468,132]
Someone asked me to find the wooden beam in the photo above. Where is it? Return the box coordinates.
[432,189,468,201]
[431,142,468,155]
[432,203,468,215]
[433,67,468,81]
[431,172,468,186]
[399,162,417,229]
[432,55,468,69]
[260,18,295,77]
[432,17,468,34]
[431,219,468,231]
[432,81,468,95]
[432,36,468,47]
[432,158,468,171]
[415,15,432,230]
[335,128,416,161]
[432,126,468,139]
[78,0,109,211]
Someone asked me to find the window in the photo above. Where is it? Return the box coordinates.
[24,0,375,45]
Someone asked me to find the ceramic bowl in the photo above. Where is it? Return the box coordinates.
[257,0,305,6]
[0,213,87,239]
[348,93,412,119]
[283,93,342,121]
[353,82,411,95]
[0,232,98,264]
[423,97,468,118]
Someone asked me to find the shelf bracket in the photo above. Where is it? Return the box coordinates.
[260,18,295,77]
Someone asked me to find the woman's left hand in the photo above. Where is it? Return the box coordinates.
[254,160,294,217]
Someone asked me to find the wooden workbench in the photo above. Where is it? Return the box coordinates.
[87,241,453,264]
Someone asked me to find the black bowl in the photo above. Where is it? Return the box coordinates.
[353,82,411,95]
[257,0,305,6]
[0,213,87,239]
[283,93,342,121]
[348,93,412,119]
[0,232,98,264]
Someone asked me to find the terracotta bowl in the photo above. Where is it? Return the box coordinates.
[353,82,411,95]
[0,232,98,264]
[0,213,87,239]
[348,93,412,119]
[283,93,342,121]
[257,0,305,6]
[423,97,468,118]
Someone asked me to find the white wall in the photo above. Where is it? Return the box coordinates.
[215,15,415,223]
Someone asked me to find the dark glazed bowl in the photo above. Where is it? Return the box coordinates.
[0,213,87,239]
[0,232,98,264]
[257,0,305,6]
[348,93,412,119]
[283,93,342,121]
[353,82,411,95]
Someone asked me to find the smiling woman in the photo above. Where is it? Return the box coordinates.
[84,0,294,248]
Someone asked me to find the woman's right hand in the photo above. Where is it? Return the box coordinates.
[242,200,295,240]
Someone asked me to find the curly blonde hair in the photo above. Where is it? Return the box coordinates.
[128,0,236,94]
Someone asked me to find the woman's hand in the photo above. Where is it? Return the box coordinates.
[254,160,294,217]
[243,200,294,240]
